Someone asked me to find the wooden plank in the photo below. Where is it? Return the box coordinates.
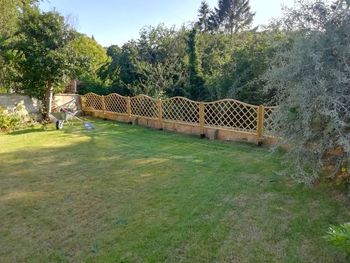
[199,102,205,136]
[158,99,163,129]
[127,96,131,122]
[101,96,106,115]
[257,105,264,143]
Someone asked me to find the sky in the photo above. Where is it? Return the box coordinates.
[40,0,295,47]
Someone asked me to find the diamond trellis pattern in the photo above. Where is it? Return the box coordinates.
[162,97,199,124]
[264,106,278,137]
[82,93,103,111]
[81,93,278,137]
[204,100,258,133]
[131,95,158,118]
[104,93,127,114]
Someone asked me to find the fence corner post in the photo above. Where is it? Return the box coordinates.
[257,105,265,145]
[158,99,163,130]
[199,102,205,138]
[127,96,132,123]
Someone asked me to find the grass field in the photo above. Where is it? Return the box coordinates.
[0,119,349,262]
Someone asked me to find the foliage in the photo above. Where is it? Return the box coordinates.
[70,34,109,80]
[70,34,110,95]
[187,28,208,100]
[325,222,350,256]
[92,25,190,98]
[0,0,38,93]
[196,1,211,32]
[0,42,21,93]
[0,102,35,131]
[76,76,110,96]
[132,25,189,97]
[1,0,284,111]
[213,31,290,104]
[96,45,125,94]
[93,41,139,96]
[0,0,38,37]
[266,0,350,184]
[195,0,255,33]
[72,0,282,104]
[196,32,234,99]
[209,0,255,34]
[13,7,77,117]
[94,24,282,104]
[89,0,274,102]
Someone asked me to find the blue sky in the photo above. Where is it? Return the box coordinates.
[40,0,295,47]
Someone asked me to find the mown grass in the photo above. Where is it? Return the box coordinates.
[0,119,349,262]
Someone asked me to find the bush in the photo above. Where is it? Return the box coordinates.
[266,1,350,184]
[325,222,350,257]
[0,102,35,132]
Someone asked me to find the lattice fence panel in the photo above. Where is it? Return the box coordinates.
[105,93,127,114]
[131,95,158,118]
[82,93,103,111]
[204,100,258,133]
[162,97,199,124]
[264,106,278,137]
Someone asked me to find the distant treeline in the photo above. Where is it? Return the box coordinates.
[78,0,289,105]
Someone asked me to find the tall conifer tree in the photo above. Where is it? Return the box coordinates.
[196,1,211,32]
[215,0,255,34]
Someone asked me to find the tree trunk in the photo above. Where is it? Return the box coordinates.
[44,84,53,120]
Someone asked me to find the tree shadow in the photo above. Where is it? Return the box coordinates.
[8,127,48,136]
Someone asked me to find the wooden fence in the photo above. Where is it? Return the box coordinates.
[81,93,276,144]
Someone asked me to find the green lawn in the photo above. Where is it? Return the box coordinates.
[0,119,349,263]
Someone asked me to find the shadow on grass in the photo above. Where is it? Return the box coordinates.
[8,126,48,136]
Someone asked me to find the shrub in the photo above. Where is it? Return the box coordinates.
[325,222,350,257]
[0,102,35,131]
[266,1,350,184]
[0,107,20,131]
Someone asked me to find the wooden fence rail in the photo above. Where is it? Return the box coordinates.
[81,92,277,145]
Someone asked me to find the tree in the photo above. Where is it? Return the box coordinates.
[212,32,290,104]
[13,7,77,119]
[71,35,108,80]
[0,0,38,93]
[96,25,285,103]
[70,34,110,95]
[196,1,211,32]
[187,28,208,100]
[207,10,221,32]
[98,25,189,97]
[133,25,188,97]
[0,0,38,37]
[266,0,350,184]
[95,45,125,95]
[71,34,109,77]
[197,32,234,99]
[215,0,255,34]
[0,39,21,93]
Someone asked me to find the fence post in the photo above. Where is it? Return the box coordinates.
[101,96,106,116]
[127,96,132,123]
[199,102,205,138]
[158,99,163,130]
[257,105,265,145]
[79,95,85,111]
